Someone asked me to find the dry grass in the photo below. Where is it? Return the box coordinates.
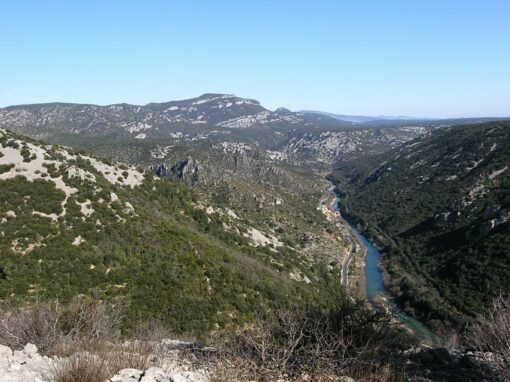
[0,298,165,381]
[53,353,111,382]
[52,339,163,382]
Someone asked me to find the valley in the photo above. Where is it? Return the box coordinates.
[329,121,510,332]
[3,1,510,379]
[0,95,508,381]
[1,95,507,329]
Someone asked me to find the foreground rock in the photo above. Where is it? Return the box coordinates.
[403,347,498,382]
[0,342,208,382]
[110,367,207,382]
[0,341,498,382]
[0,343,54,382]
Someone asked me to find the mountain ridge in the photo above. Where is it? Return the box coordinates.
[0,94,439,172]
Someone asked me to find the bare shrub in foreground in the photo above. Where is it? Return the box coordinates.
[467,294,510,381]
[0,298,123,354]
[211,303,409,381]
[60,298,123,339]
[0,300,61,353]
[132,319,178,342]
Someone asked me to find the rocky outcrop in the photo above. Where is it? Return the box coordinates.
[170,157,201,184]
[153,163,168,177]
[434,211,452,227]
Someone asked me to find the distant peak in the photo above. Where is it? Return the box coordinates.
[197,93,234,98]
[275,107,292,115]
[196,93,261,104]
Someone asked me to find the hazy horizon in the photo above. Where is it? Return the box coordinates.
[1,1,509,118]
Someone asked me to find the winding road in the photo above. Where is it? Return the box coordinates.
[321,185,365,288]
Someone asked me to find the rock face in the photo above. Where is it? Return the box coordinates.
[154,163,168,177]
[170,157,201,184]
[283,128,429,165]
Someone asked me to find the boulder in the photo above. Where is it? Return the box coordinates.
[0,344,12,358]
[23,343,38,357]
[110,368,144,382]
[110,367,207,382]
[168,370,207,382]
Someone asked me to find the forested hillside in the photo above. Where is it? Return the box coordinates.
[0,128,346,335]
[329,122,510,330]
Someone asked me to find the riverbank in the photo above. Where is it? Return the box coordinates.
[334,206,367,299]
[320,186,366,299]
[327,185,439,344]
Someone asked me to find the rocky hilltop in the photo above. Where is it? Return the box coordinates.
[0,94,432,170]
[0,94,345,140]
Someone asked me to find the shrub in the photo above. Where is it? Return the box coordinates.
[0,164,14,174]
[211,302,412,380]
[0,300,61,353]
[0,298,123,354]
[466,294,510,380]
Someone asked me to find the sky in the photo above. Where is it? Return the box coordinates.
[1,1,509,118]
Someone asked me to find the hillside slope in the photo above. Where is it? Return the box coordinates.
[0,128,346,335]
[329,121,510,330]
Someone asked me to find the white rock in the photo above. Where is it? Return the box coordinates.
[0,344,13,358]
[141,367,172,381]
[110,192,119,202]
[11,349,27,364]
[23,343,38,356]
[71,235,85,246]
[168,371,207,382]
[160,339,194,350]
[110,368,144,382]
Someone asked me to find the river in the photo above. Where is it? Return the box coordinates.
[331,189,439,343]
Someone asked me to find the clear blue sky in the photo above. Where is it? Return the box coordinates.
[1,1,509,118]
